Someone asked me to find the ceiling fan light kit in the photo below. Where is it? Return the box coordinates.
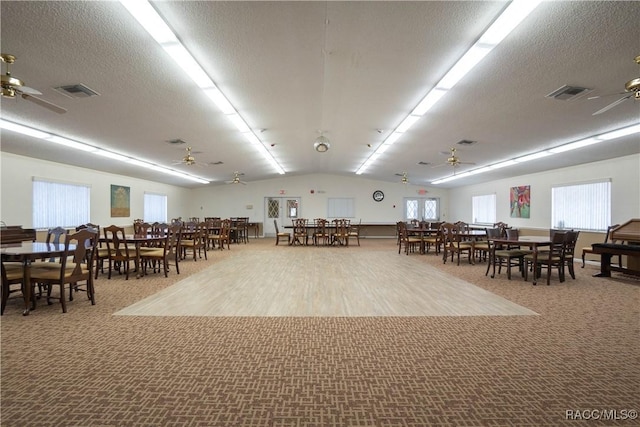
[314,135,330,152]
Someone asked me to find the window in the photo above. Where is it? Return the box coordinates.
[144,192,167,223]
[33,178,90,229]
[327,198,355,218]
[472,194,496,224]
[552,180,611,231]
[404,197,440,221]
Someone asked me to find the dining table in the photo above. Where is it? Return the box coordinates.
[1,241,74,315]
[489,235,552,285]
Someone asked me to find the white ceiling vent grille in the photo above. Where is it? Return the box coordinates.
[54,84,100,99]
[546,85,592,101]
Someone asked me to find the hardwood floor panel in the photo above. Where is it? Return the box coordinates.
[116,241,537,317]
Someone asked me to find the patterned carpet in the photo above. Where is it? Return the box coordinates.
[1,239,638,426]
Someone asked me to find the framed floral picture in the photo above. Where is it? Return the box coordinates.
[510,185,530,218]
[111,184,130,217]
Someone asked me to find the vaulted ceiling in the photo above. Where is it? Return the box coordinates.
[1,1,639,188]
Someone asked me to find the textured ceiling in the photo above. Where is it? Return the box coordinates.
[1,1,639,189]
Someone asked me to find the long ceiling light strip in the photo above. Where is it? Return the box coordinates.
[430,123,640,184]
[120,0,285,175]
[355,0,542,175]
[0,119,210,184]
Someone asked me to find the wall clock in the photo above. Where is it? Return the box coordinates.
[372,190,384,202]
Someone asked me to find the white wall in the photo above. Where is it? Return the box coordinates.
[3,151,638,231]
[190,173,450,224]
[0,152,192,227]
[447,153,640,229]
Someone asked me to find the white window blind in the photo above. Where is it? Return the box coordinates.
[472,194,496,224]
[552,180,611,231]
[32,178,90,229]
[144,192,167,223]
[327,198,354,218]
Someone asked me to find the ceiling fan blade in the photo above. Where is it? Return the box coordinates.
[20,93,66,114]
[18,86,42,95]
[592,94,632,115]
[587,91,625,100]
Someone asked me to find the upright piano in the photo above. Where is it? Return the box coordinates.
[592,219,640,277]
[0,225,37,244]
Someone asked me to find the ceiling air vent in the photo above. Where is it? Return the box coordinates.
[456,139,477,146]
[546,85,591,101]
[54,84,100,99]
[167,138,187,145]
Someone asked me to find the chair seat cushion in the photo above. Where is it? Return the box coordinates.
[141,248,165,257]
[30,264,90,280]
[3,268,23,281]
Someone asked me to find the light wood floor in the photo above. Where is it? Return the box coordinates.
[115,239,537,317]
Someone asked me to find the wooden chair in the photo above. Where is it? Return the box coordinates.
[331,219,350,246]
[274,220,290,246]
[581,224,621,268]
[313,218,330,246]
[487,228,529,280]
[348,219,361,246]
[441,222,474,265]
[209,219,231,251]
[524,231,567,286]
[292,219,309,246]
[1,262,27,315]
[397,221,421,255]
[140,232,172,277]
[103,225,135,280]
[562,230,580,280]
[181,222,208,260]
[204,218,221,250]
[29,229,98,313]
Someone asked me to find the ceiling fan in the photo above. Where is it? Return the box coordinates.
[1,53,67,114]
[172,146,208,167]
[590,55,640,115]
[432,148,476,169]
[395,172,409,184]
[225,171,247,185]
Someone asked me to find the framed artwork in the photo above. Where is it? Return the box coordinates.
[510,185,530,218]
[111,185,130,217]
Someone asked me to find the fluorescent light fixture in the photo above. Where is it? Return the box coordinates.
[436,45,493,90]
[119,0,178,44]
[355,0,542,175]
[1,119,210,184]
[478,0,543,46]
[203,87,236,115]
[120,0,285,175]
[46,136,98,152]
[548,137,601,153]
[598,123,640,140]
[227,113,251,133]
[243,132,261,145]
[396,115,421,133]
[95,150,135,162]
[513,151,552,162]
[412,89,447,116]
[0,119,51,139]
[489,159,518,169]
[162,43,213,88]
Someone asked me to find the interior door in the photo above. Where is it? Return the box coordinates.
[263,197,301,236]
